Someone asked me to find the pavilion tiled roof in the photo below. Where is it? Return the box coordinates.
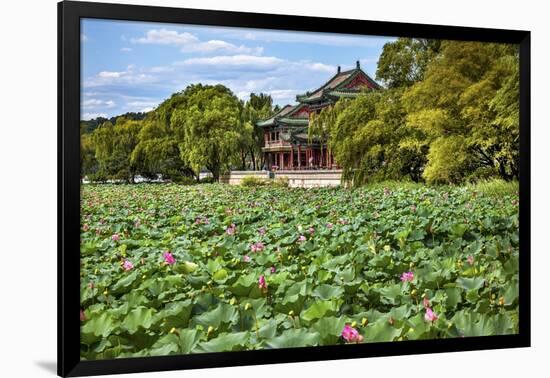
[256,62,381,129]
[296,69,356,102]
[256,104,297,127]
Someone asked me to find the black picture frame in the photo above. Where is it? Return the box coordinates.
[58,1,531,376]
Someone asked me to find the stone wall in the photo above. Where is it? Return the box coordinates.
[221,170,343,188]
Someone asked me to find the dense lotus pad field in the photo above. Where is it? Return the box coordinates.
[80,183,519,359]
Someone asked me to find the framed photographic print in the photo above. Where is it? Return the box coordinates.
[58,0,530,376]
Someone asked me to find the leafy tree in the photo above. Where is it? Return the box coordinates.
[376,38,441,88]
[403,41,519,183]
[171,84,244,181]
[92,118,142,182]
[80,131,98,180]
[310,89,425,185]
[241,93,274,170]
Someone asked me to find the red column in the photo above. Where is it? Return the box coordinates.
[290,147,294,170]
[298,145,302,169]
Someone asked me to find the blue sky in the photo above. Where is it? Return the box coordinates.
[81,19,394,120]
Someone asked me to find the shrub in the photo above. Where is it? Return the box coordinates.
[466,179,519,197]
[172,176,197,185]
[272,176,289,188]
[199,176,216,184]
[240,175,267,187]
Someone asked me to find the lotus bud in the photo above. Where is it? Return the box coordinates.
[411,289,417,296]
[361,317,368,326]
[244,303,252,311]
[288,310,295,317]
[351,321,357,328]
[230,297,236,305]
[169,327,177,334]
[207,326,214,334]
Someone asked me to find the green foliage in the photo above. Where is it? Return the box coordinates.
[310,88,426,185]
[403,41,519,183]
[81,86,275,182]
[272,176,289,188]
[376,38,441,88]
[170,84,247,180]
[80,183,519,359]
[466,179,519,197]
[92,118,142,182]
[240,175,267,187]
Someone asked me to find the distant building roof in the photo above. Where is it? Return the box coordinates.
[257,61,381,129]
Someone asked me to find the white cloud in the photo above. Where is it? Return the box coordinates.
[229,29,394,48]
[81,98,116,109]
[303,62,334,73]
[181,40,263,55]
[120,47,132,52]
[177,55,284,68]
[81,34,88,42]
[98,71,125,78]
[267,89,302,100]
[81,112,107,120]
[132,29,198,45]
[149,66,174,73]
[84,66,157,88]
[131,29,262,55]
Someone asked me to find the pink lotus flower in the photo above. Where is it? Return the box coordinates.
[226,224,236,235]
[258,275,268,290]
[326,223,334,229]
[298,235,306,242]
[80,309,86,322]
[122,259,134,271]
[467,255,475,265]
[338,218,349,225]
[341,324,363,343]
[258,227,266,236]
[423,297,430,308]
[270,266,276,273]
[111,233,120,242]
[163,251,176,265]
[400,271,414,282]
[195,216,210,225]
[243,255,251,262]
[308,227,315,235]
[250,242,265,253]
[410,204,417,213]
[424,307,438,323]
[82,224,89,232]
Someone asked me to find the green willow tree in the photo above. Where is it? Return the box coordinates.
[241,93,274,170]
[92,117,142,182]
[403,41,519,183]
[131,93,195,182]
[310,89,426,185]
[170,84,244,181]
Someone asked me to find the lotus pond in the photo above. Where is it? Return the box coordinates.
[80,183,519,359]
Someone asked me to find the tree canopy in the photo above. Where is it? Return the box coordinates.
[81,86,275,183]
